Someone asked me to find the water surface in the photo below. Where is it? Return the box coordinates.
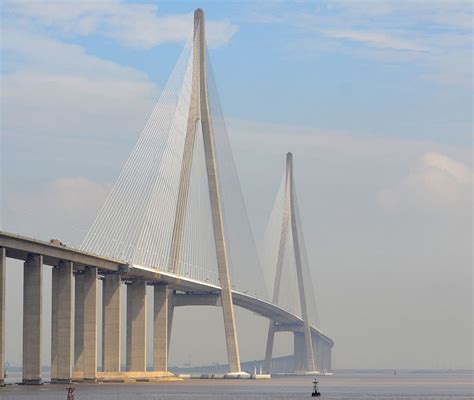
[0,371,472,399]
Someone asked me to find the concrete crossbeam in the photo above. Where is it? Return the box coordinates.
[22,254,42,384]
[126,279,146,371]
[0,248,5,385]
[102,274,121,372]
[51,261,73,383]
[153,284,168,371]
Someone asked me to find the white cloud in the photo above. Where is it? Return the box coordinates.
[6,0,238,49]
[253,1,472,87]
[321,30,429,52]
[378,152,472,210]
[4,178,111,245]
[1,28,158,143]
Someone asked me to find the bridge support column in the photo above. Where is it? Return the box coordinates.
[264,323,275,372]
[83,267,98,381]
[74,267,97,381]
[51,261,73,383]
[167,291,174,354]
[74,272,84,376]
[22,254,42,384]
[311,333,320,372]
[126,279,146,371]
[327,345,332,371]
[102,274,121,372]
[153,283,168,371]
[293,332,306,373]
[0,248,5,386]
[321,343,328,372]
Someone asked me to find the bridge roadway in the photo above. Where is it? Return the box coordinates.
[0,231,333,383]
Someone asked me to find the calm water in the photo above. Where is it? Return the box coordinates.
[0,372,472,399]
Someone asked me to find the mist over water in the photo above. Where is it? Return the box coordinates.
[1,372,472,399]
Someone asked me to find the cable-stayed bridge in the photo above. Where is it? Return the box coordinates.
[0,9,333,384]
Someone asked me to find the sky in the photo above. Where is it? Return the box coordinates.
[1,1,472,370]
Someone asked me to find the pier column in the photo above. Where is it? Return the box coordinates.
[23,254,42,384]
[327,345,332,371]
[102,274,121,372]
[264,323,275,372]
[167,291,174,354]
[312,333,322,372]
[51,261,73,383]
[293,332,306,373]
[311,333,317,371]
[126,279,146,371]
[153,284,168,371]
[73,272,84,376]
[325,343,329,372]
[83,267,98,381]
[0,248,5,386]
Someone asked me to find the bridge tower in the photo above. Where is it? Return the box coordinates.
[264,153,316,373]
[168,9,241,374]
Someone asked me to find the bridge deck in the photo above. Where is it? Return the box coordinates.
[0,231,333,347]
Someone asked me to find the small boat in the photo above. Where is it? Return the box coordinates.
[311,379,321,397]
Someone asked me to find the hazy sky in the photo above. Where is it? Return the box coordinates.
[1,1,472,370]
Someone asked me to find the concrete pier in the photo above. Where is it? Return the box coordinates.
[51,261,73,383]
[22,254,43,384]
[102,274,121,372]
[126,279,146,371]
[293,332,306,372]
[0,228,334,382]
[153,284,168,371]
[264,323,275,372]
[83,267,98,381]
[311,333,320,372]
[73,272,84,375]
[167,292,174,354]
[0,248,5,385]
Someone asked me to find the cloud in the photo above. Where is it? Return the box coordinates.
[321,30,429,52]
[1,27,159,146]
[251,1,472,87]
[378,152,472,211]
[3,178,111,245]
[6,0,238,49]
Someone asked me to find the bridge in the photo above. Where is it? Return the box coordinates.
[0,9,333,384]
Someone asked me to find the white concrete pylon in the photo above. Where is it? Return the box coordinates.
[264,153,316,373]
[167,8,241,373]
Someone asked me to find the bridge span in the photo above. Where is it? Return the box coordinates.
[0,231,333,383]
